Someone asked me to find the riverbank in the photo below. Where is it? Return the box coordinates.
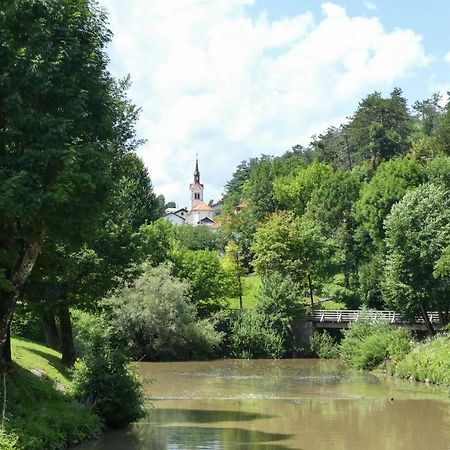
[386,333,450,385]
[0,339,100,450]
[322,322,450,387]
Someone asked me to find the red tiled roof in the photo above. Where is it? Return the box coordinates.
[191,201,213,211]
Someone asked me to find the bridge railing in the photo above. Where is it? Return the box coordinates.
[310,310,441,325]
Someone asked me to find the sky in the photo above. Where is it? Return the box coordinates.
[98,0,450,207]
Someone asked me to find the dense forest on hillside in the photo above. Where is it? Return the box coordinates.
[219,89,450,334]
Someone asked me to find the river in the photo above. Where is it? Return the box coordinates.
[78,359,450,450]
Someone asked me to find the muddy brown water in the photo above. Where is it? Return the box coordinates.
[78,359,450,450]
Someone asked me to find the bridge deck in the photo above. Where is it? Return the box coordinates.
[310,310,442,330]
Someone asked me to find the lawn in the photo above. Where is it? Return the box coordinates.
[227,274,262,309]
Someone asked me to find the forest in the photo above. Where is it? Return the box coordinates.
[1,0,450,448]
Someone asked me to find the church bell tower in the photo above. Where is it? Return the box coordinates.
[190,157,204,209]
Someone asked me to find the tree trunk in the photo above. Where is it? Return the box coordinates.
[58,306,75,366]
[0,294,16,373]
[238,274,243,310]
[0,240,43,373]
[42,312,59,350]
[419,302,435,336]
[307,273,315,309]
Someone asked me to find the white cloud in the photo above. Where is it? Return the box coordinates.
[99,1,428,206]
[364,1,377,11]
[445,51,450,64]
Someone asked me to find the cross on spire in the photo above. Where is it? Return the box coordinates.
[194,155,200,183]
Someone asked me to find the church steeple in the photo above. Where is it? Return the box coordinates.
[190,156,204,209]
[194,157,200,183]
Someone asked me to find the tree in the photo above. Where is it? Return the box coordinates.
[306,169,361,300]
[222,241,246,309]
[434,99,450,154]
[353,158,425,306]
[347,89,413,169]
[139,218,175,266]
[252,212,335,307]
[173,224,224,251]
[0,0,140,370]
[273,162,333,217]
[355,158,425,246]
[22,153,158,365]
[172,249,231,317]
[412,93,444,136]
[383,183,450,332]
[102,264,222,361]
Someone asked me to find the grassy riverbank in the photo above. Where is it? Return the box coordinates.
[389,333,450,385]
[314,322,450,387]
[0,339,100,450]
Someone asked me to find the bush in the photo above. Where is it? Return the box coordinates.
[229,309,284,359]
[340,319,411,370]
[72,318,145,429]
[310,331,339,359]
[10,301,44,343]
[393,333,450,385]
[102,264,223,361]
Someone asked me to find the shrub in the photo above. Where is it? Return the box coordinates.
[72,318,145,428]
[229,309,284,359]
[102,264,223,361]
[256,273,305,355]
[340,319,411,370]
[10,301,44,343]
[310,331,339,359]
[393,333,450,385]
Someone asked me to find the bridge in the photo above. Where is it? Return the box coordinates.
[310,310,443,331]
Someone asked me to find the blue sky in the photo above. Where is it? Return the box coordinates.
[100,0,449,207]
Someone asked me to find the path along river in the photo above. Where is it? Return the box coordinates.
[79,359,450,450]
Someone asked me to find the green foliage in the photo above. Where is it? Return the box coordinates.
[383,183,450,320]
[102,264,223,361]
[355,157,425,245]
[347,89,413,168]
[229,309,284,359]
[434,100,450,154]
[10,301,44,343]
[3,339,100,450]
[226,275,262,309]
[72,317,145,429]
[310,331,339,359]
[252,212,335,304]
[140,218,175,266]
[274,162,333,216]
[227,274,304,359]
[425,155,450,190]
[173,249,231,317]
[173,224,224,251]
[256,273,304,335]
[392,334,450,385]
[340,320,411,370]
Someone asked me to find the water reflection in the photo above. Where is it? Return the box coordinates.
[78,359,450,450]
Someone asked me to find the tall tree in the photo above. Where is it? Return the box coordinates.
[347,89,413,169]
[383,183,450,332]
[252,212,335,307]
[22,154,158,365]
[0,0,140,370]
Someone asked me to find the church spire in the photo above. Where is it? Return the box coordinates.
[194,156,200,183]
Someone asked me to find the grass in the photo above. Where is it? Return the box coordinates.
[0,338,100,450]
[227,274,262,309]
[391,333,450,385]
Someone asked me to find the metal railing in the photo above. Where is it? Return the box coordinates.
[310,310,441,325]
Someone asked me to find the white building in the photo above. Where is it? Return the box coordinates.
[164,159,219,228]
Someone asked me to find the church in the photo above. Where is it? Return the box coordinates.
[164,159,221,227]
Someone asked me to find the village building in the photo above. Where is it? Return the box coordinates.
[164,159,221,228]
